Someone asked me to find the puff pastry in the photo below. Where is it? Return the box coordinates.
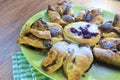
[20,18,64,46]
[41,41,93,80]
[99,22,120,38]
[93,38,120,67]
[17,1,120,80]
[63,22,101,46]
[41,41,68,74]
[63,44,93,80]
[47,1,74,26]
[102,27,120,38]
[17,29,51,49]
[75,8,103,24]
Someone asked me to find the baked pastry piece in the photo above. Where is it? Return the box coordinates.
[102,27,120,38]
[99,21,113,33]
[63,22,101,46]
[41,41,93,80]
[41,41,68,74]
[17,18,64,48]
[30,18,48,31]
[93,38,120,67]
[46,22,63,44]
[63,44,93,80]
[57,1,73,16]
[17,29,52,49]
[47,1,75,26]
[99,21,120,38]
[102,32,119,38]
[30,18,63,36]
[75,8,103,24]
[25,18,63,44]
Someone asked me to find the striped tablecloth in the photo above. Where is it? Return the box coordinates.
[12,52,51,80]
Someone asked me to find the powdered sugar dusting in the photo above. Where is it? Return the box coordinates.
[53,42,93,56]
[53,42,68,52]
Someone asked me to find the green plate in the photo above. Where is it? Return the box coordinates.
[20,6,120,80]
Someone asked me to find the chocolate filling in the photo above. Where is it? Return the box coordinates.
[43,40,52,48]
[26,33,51,48]
[42,60,56,71]
[26,33,42,42]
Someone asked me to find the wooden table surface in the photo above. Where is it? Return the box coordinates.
[0,0,120,80]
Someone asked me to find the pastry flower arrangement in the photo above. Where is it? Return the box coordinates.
[17,1,120,80]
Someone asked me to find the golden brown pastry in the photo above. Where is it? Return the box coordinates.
[63,44,93,80]
[41,41,93,80]
[75,10,85,21]
[57,1,73,16]
[47,22,63,44]
[17,29,52,49]
[22,29,51,39]
[75,8,103,24]
[23,18,64,45]
[47,5,65,25]
[41,41,68,74]
[102,32,119,38]
[47,1,75,26]
[30,18,48,31]
[63,22,101,46]
[99,21,120,38]
[17,20,64,48]
[93,38,120,67]
[91,8,104,24]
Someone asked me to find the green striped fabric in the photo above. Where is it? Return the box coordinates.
[12,52,51,80]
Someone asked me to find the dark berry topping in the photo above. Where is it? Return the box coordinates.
[62,15,75,22]
[91,33,99,36]
[70,24,99,39]
[49,27,61,37]
[100,41,115,49]
[70,28,78,33]
[83,33,91,39]
[86,24,90,28]
[99,21,113,30]
[84,12,93,22]
[79,26,98,38]
[77,31,82,36]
